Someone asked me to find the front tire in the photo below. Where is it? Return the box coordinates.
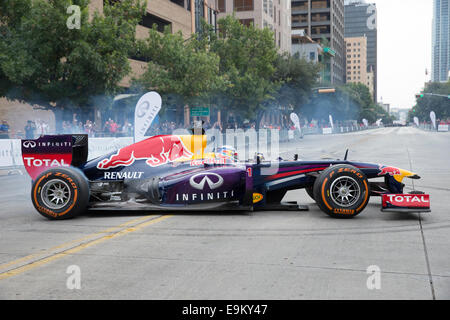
[31,167,89,220]
[313,165,370,218]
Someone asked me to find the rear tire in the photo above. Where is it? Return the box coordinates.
[31,167,89,220]
[313,164,370,218]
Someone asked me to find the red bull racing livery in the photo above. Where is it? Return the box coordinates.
[21,134,431,220]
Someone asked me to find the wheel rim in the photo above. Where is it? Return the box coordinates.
[41,179,71,210]
[330,176,361,208]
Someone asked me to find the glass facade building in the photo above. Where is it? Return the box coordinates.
[344,1,377,102]
[291,0,346,85]
[432,0,450,82]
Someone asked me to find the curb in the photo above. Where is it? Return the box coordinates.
[0,167,24,177]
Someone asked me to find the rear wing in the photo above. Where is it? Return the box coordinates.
[21,134,88,180]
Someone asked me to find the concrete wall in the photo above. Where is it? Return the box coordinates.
[292,43,321,63]
[0,98,55,137]
[146,0,192,37]
[89,0,192,37]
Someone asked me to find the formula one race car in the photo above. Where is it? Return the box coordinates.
[21,134,431,220]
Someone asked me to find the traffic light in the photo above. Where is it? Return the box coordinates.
[415,93,424,99]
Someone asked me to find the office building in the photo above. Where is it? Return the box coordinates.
[345,36,367,86]
[292,29,323,63]
[89,0,218,87]
[344,0,377,101]
[217,0,292,53]
[432,0,450,82]
[366,65,374,97]
[291,0,346,85]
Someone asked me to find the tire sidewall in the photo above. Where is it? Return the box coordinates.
[31,168,89,220]
[314,165,370,218]
[305,185,315,201]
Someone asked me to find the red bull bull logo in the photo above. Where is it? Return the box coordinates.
[378,166,401,177]
[97,135,193,169]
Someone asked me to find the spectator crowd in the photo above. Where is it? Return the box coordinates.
[61,118,133,137]
[4,114,440,140]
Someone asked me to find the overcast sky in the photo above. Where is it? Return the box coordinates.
[371,0,433,110]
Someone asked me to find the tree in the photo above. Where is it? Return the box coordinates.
[132,26,224,122]
[206,15,279,122]
[0,0,146,127]
[301,82,393,124]
[409,81,450,122]
[272,53,321,113]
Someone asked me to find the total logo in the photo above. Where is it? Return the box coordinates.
[190,158,227,166]
[189,173,224,190]
[23,157,70,167]
[385,194,429,204]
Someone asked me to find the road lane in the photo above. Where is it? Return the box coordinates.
[0,127,449,299]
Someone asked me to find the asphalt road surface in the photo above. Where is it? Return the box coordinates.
[0,127,449,300]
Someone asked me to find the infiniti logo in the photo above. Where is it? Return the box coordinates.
[137,101,150,118]
[189,173,224,190]
[23,141,36,148]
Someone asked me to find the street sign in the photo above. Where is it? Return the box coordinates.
[190,106,210,117]
[324,47,336,57]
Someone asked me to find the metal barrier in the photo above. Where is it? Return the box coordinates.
[417,124,449,132]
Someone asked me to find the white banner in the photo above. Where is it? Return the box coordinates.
[414,117,419,127]
[430,111,436,129]
[0,140,14,167]
[438,124,449,132]
[362,119,369,127]
[290,113,302,136]
[329,115,334,129]
[288,130,294,140]
[322,128,333,135]
[134,92,162,143]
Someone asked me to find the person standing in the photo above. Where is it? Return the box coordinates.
[0,120,10,139]
[109,120,118,136]
[42,120,50,134]
[24,120,36,139]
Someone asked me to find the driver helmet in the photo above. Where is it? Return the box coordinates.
[215,145,238,161]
